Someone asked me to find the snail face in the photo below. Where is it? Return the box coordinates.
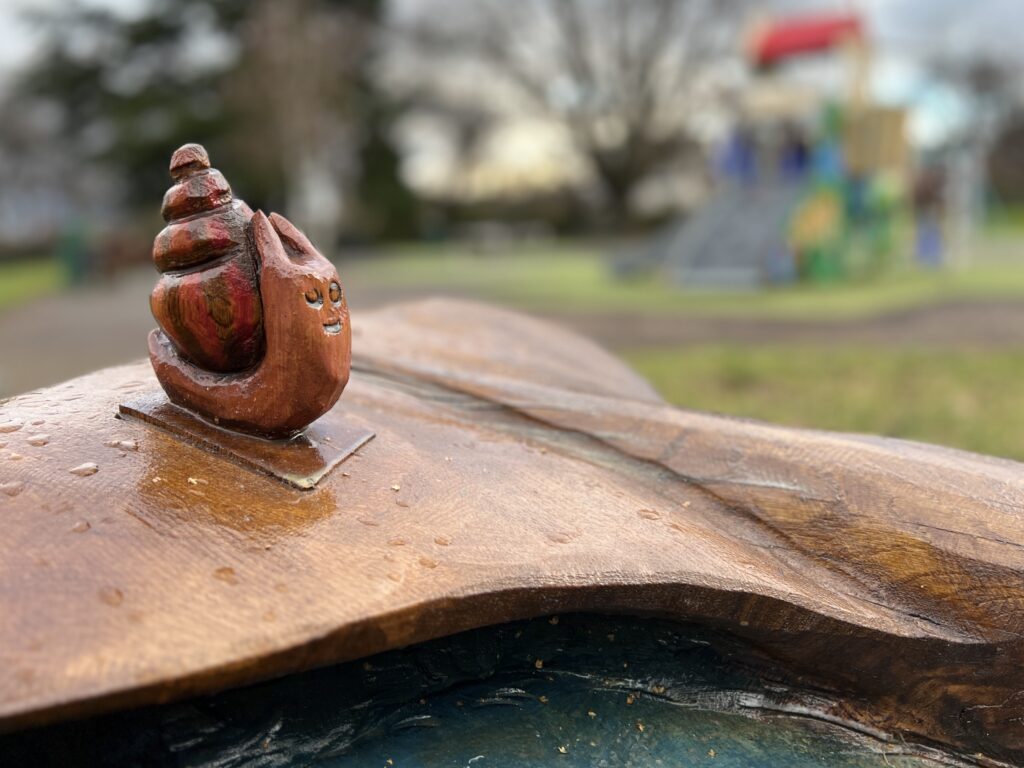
[303,273,346,335]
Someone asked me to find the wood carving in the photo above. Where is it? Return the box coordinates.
[2,300,1024,765]
[148,144,350,438]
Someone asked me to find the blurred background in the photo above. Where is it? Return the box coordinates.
[3,0,1024,458]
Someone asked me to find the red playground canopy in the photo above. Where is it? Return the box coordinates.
[751,13,864,67]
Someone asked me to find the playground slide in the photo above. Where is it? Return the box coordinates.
[654,183,805,288]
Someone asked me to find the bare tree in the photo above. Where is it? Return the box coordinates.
[390,0,747,221]
[229,0,374,248]
[928,54,1023,263]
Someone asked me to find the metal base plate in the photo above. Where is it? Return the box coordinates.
[118,393,375,490]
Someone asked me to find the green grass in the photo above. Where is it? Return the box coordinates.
[624,345,1024,461]
[351,237,1024,457]
[0,259,63,311]
[342,237,1024,319]
[345,237,1024,460]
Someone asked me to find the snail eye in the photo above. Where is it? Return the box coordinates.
[304,288,322,306]
[329,282,342,305]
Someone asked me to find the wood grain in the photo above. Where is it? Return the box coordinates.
[150,144,262,373]
[1,299,1023,764]
[149,144,351,436]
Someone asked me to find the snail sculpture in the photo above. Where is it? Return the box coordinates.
[147,144,351,438]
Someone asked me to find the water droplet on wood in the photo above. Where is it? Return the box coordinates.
[434,536,452,546]
[99,587,124,607]
[547,532,575,545]
[69,463,99,477]
[1,481,25,497]
[638,509,661,520]
[71,520,90,533]
[214,567,238,584]
[418,556,439,569]
[26,434,50,447]
[0,422,23,434]
[105,439,138,452]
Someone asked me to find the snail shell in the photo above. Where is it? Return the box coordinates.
[149,144,264,372]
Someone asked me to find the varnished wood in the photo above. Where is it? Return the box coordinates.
[150,144,262,372]
[119,392,374,490]
[150,211,351,437]
[1,299,1023,764]
[149,145,351,437]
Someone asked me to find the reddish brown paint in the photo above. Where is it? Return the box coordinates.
[148,144,351,437]
[152,201,249,272]
[150,145,263,373]
[149,210,351,438]
[150,254,263,372]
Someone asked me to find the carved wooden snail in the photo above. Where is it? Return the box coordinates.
[148,143,351,438]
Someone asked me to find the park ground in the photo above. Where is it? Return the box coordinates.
[4,231,1024,460]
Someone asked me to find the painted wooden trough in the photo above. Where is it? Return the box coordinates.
[0,146,1022,766]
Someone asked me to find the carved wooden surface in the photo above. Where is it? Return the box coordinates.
[1,299,1023,764]
[150,143,262,372]
[149,211,351,437]
[148,144,351,438]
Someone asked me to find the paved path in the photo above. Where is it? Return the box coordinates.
[547,300,1024,348]
[3,267,1024,398]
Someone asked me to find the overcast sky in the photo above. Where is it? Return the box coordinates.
[3,0,1022,79]
[4,0,1024,71]
[1,0,1021,145]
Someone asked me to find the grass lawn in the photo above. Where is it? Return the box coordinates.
[346,237,1024,459]
[0,259,63,312]
[342,236,1024,319]
[624,344,1024,461]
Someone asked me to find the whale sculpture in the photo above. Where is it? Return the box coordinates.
[147,144,351,438]
[3,299,1024,764]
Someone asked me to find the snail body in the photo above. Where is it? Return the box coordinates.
[148,144,351,438]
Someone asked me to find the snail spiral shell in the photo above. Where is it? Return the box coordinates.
[150,144,264,372]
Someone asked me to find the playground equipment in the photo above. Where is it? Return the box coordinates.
[651,11,909,287]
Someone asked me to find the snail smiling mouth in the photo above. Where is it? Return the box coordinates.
[304,281,345,336]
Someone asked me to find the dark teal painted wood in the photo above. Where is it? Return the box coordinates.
[2,615,959,767]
